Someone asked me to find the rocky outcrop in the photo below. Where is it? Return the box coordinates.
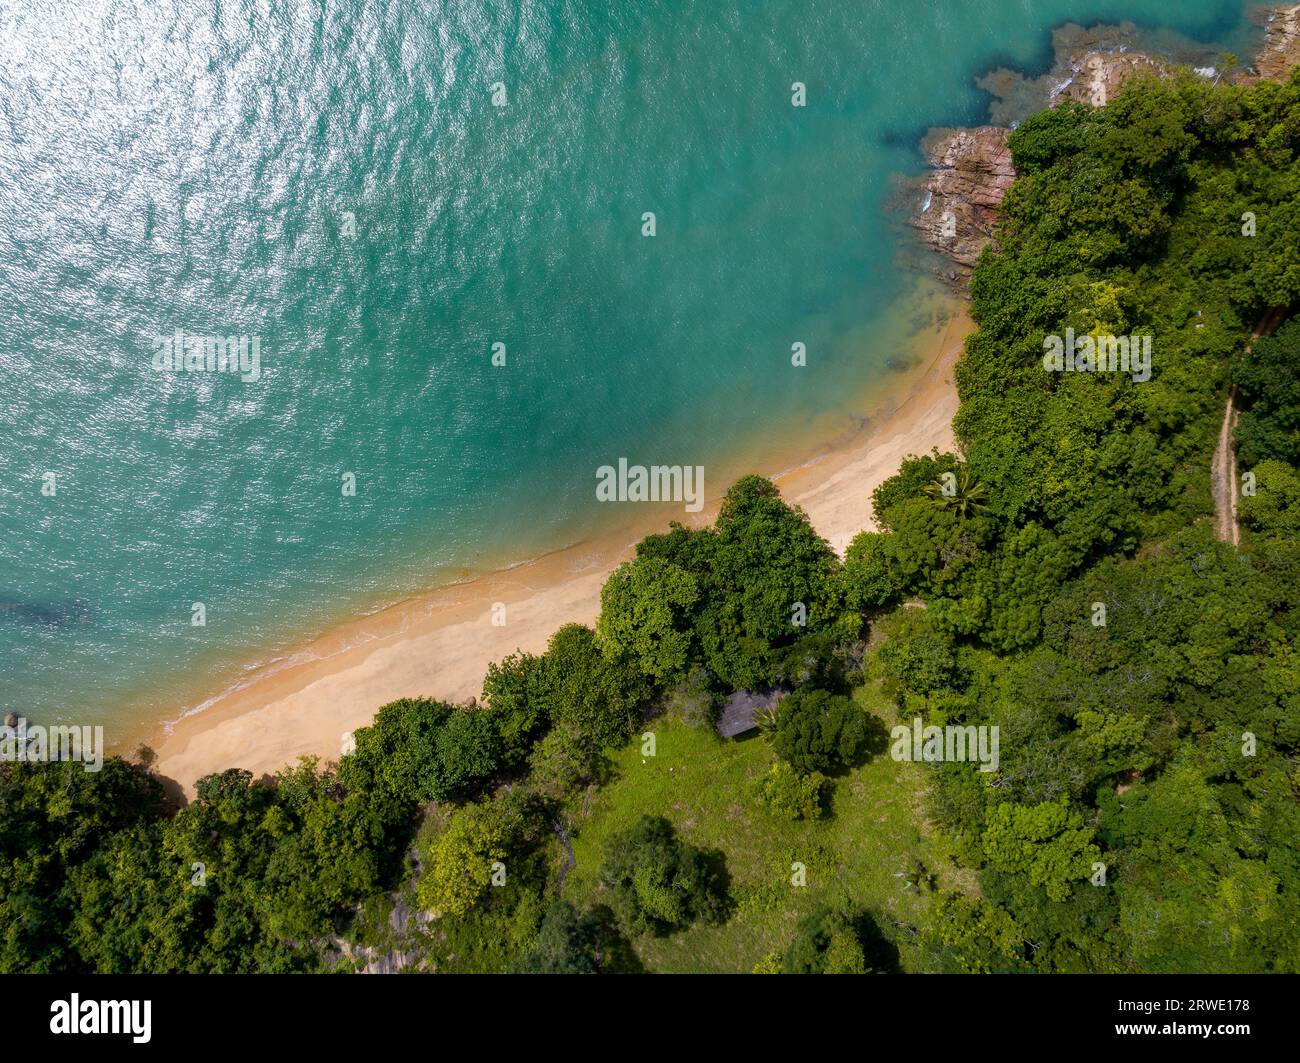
[1048,50,1171,109]
[977,23,1189,126]
[908,127,1013,277]
[1249,4,1300,82]
[908,9,1300,289]
[327,896,434,974]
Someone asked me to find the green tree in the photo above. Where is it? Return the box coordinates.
[770,687,870,774]
[781,907,884,974]
[599,816,728,936]
[755,761,827,820]
[1240,458,1300,537]
[417,799,516,918]
[338,697,453,806]
[982,800,1100,903]
[511,900,604,973]
[538,624,647,750]
[923,465,991,518]
[597,556,699,682]
[481,651,549,768]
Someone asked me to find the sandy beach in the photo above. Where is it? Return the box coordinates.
[147,300,973,795]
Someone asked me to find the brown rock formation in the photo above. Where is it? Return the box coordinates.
[908,127,1013,277]
[1248,4,1300,82]
[1048,50,1170,108]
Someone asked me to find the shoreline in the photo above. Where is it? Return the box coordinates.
[146,299,973,795]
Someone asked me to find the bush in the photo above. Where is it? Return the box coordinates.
[664,665,719,730]
[340,697,503,805]
[435,709,505,797]
[756,761,827,820]
[538,624,647,750]
[416,801,514,918]
[877,612,965,697]
[770,687,870,774]
[338,697,453,804]
[1233,318,1300,468]
[597,556,699,682]
[481,652,549,768]
[699,476,844,689]
[1240,458,1300,538]
[870,449,960,531]
[511,900,604,973]
[599,815,729,936]
[527,723,607,798]
[416,791,544,919]
[842,530,905,612]
[782,907,878,974]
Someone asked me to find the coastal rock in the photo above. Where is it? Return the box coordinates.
[908,11,1300,289]
[1047,49,1170,109]
[978,23,1183,125]
[908,24,1176,285]
[3,713,16,728]
[1250,4,1300,82]
[908,126,1013,277]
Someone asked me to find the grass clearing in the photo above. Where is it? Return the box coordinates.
[561,685,953,972]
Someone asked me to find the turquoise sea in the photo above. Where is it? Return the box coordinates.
[0,0,1265,737]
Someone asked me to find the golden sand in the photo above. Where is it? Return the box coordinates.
[146,300,972,795]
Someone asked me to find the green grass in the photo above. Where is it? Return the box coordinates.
[561,685,957,972]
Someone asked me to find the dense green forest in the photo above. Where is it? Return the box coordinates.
[3,68,1298,974]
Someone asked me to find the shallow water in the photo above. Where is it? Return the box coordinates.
[0,0,1261,731]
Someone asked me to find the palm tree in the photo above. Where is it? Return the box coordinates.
[896,858,937,893]
[754,702,781,740]
[923,465,990,518]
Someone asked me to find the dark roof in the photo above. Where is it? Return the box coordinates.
[716,687,787,739]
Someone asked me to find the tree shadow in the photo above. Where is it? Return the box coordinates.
[701,845,736,926]
[859,712,892,760]
[854,909,902,974]
[590,904,644,973]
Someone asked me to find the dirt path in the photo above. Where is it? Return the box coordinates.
[1211,392,1240,546]
[1212,306,1290,545]
[553,819,576,890]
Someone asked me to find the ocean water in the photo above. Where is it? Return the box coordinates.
[0,0,1261,736]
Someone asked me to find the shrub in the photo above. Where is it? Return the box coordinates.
[1240,458,1300,538]
[338,697,454,804]
[481,652,549,768]
[756,761,827,820]
[782,907,878,974]
[527,723,607,797]
[599,815,729,936]
[539,624,647,750]
[770,687,870,774]
[435,709,505,797]
[597,556,699,682]
[664,665,719,730]
[842,530,905,611]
